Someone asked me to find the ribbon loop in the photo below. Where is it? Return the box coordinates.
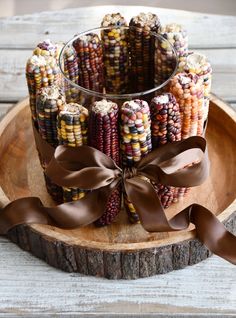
[46,145,122,190]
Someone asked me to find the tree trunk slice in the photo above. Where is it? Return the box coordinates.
[0,94,235,279]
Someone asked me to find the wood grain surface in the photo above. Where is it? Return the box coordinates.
[0,6,235,49]
[0,234,235,317]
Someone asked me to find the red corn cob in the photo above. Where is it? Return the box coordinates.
[89,99,121,226]
[73,33,104,93]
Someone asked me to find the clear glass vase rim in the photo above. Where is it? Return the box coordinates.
[59,25,178,100]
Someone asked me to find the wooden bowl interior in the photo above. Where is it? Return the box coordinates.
[0,98,236,250]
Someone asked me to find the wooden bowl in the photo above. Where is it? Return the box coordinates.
[0,95,235,279]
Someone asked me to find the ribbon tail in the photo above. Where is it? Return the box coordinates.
[124,177,236,265]
[190,204,236,265]
[0,185,115,235]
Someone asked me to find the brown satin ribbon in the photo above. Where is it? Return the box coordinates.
[0,126,235,265]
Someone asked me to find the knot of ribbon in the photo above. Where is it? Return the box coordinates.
[0,126,235,265]
[124,166,138,180]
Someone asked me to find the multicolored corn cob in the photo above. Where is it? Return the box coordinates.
[120,99,152,223]
[177,51,193,73]
[177,53,212,121]
[57,103,89,202]
[169,73,204,139]
[129,12,161,91]
[155,23,188,86]
[62,45,81,103]
[35,85,66,203]
[36,85,66,148]
[26,55,61,121]
[169,73,205,200]
[101,13,129,94]
[63,46,79,84]
[150,93,181,147]
[73,33,104,92]
[150,93,182,207]
[33,39,62,62]
[161,24,188,56]
[89,99,121,225]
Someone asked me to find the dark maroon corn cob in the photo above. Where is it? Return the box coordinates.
[73,33,104,93]
[129,12,161,91]
[150,93,182,208]
[88,99,121,226]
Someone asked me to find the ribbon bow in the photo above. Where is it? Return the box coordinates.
[0,131,236,265]
[45,136,209,233]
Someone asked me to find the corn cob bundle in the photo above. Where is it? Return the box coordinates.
[129,12,161,92]
[88,99,121,225]
[177,53,212,121]
[73,33,104,92]
[155,24,188,86]
[120,99,152,223]
[26,55,61,121]
[169,73,204,139]
[33,39,61,62]
[57,103,89,202]
[101,13,129,94]
[150,93,182,207]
